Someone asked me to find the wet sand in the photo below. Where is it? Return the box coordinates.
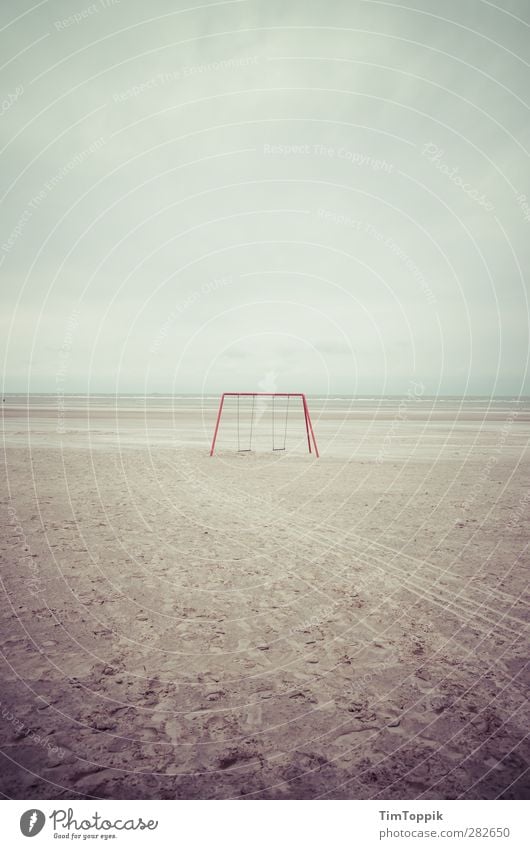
[1,396,529,799]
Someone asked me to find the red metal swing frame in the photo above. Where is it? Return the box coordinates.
[209,392,319,457]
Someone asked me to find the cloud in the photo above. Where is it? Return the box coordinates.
[1,0,528,395]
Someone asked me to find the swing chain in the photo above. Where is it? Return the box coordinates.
[237,393,240,451]
[249,394,256,450]
[272,394,289,451]
[283,394,290,449]
[238,393,256,452]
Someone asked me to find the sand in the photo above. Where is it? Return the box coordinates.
[0,396,528,799]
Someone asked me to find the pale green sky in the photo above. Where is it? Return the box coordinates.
[1,0,529,396]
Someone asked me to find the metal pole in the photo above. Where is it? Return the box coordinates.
[209,393,225,456]
[302,395,319,458]
[302,396,312,453]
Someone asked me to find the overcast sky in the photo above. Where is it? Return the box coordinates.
[1,0,529,396]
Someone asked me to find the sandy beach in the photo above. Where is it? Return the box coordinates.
[1,395,528,799]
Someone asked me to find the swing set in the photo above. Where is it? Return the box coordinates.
[209,393,319,457]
